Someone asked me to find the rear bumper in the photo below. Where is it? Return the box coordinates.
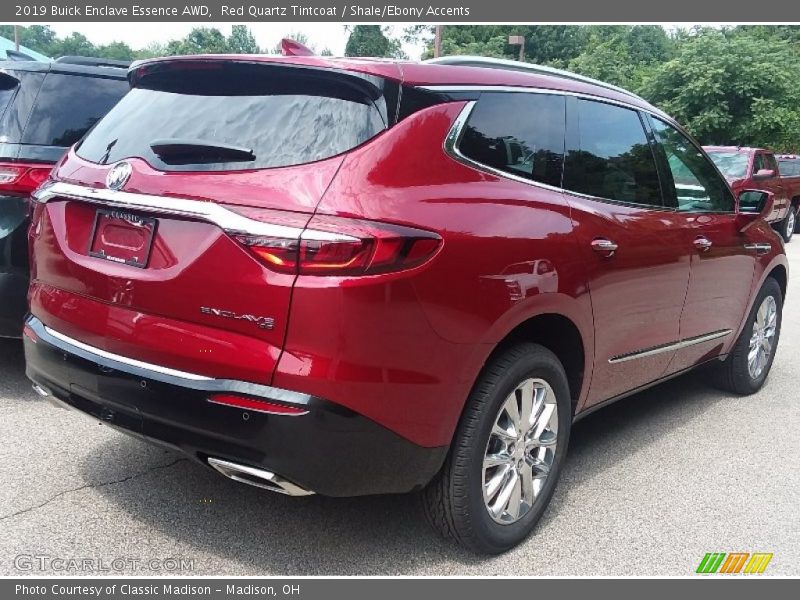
[24,316,447,497]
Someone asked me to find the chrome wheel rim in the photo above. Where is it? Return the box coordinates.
[482,378,558,525]
[788,211,796,237]
[748,295,778,380]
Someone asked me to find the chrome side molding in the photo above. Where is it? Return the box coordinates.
[609,330,732,364]
[744,243,772,255]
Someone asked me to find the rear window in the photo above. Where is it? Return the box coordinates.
[76,62,389,171]
[21,73,128,147]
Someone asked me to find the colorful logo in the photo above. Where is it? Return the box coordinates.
[696,552,773,574]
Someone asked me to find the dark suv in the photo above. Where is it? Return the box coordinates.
[24,54,787,553]
[0,56,129,337]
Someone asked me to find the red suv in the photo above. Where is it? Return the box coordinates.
[24,54,787,554]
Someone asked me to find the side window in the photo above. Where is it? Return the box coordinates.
[764,153,779,174]
[458,92,566,188]
[21,73,129,147]
[563,99,662,206]
[752,153,764,174]
[649,118,735,213]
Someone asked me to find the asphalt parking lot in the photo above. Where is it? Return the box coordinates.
[1,245,798,577]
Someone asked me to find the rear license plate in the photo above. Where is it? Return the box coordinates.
[88,209,157,269]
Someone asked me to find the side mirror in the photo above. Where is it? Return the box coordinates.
[737,189,774,231]
[752,168,775,180]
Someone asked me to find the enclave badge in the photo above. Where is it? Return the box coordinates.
[106,161,132,191]
[200,306,275,330]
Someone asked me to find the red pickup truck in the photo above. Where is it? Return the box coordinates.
[704,146,800,242]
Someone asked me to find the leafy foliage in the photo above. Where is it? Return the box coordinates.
[0,25,263,60]
[427,25,800,152]
[345,26,406,59]
[4,24,800,151]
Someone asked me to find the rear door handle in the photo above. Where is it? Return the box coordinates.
[693,236,713,252]
[591,238,618,257]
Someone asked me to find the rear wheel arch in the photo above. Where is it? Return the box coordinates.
[768,264,787,300]
[477,313,587,415]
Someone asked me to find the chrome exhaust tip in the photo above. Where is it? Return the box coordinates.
[207,457,314,497]
[32,383,71,410]
[32,383,51,397]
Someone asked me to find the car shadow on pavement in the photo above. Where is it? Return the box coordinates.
[2,335,729,573]
[0,338,28,398]
[73,364,728,574]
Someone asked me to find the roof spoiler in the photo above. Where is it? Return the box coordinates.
[55,56,131,69]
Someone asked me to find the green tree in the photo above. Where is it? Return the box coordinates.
[568,26,674,90]
[345,25,406,58]
[95,41,135,61]
[227,25,259,54]
[165,27,229,55]
[51,32,97,57]
[642,29,800,150]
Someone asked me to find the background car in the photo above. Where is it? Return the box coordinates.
[704,145,800,241]
[0,56,129,337]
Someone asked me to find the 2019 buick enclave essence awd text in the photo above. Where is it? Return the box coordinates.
[23,53,787,554]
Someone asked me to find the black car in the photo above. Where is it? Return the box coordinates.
[0,56,129,337]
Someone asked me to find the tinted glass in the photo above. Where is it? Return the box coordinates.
[706,151,749,179]
[0,77,17,121]
[764,153,779,173]
[752,153,764,173]
[650,118,735,212]
[77,65,387,172]
[563,99,661,206]
[458,92,565,188]
[22,74,128,147]
[779,159,800,176]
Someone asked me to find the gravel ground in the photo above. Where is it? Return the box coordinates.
[1,243,798,577]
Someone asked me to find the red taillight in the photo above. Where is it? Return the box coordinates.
[208,394,308,416]
[224,206,442,276]
[0,162,52,196]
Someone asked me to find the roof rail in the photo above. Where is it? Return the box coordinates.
[424,55,646,103]
[54,56,131,69]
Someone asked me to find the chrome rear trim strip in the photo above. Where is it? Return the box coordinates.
[609,329,732,364]
[32,180,356,243]
[44,325,214,381]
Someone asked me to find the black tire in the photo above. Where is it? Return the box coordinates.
[421,343,571,554]
[713,277,782,395]
[780,207,795,242]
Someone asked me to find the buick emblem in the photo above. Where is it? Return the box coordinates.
[106,161,132,191]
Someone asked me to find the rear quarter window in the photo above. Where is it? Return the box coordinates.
[457,92,566,188]
[21,73,129,147]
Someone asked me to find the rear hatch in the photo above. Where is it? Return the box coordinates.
[29,58,400,384]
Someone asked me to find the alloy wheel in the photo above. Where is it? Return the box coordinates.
[748,295,778,379]
[482,378,558,525]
